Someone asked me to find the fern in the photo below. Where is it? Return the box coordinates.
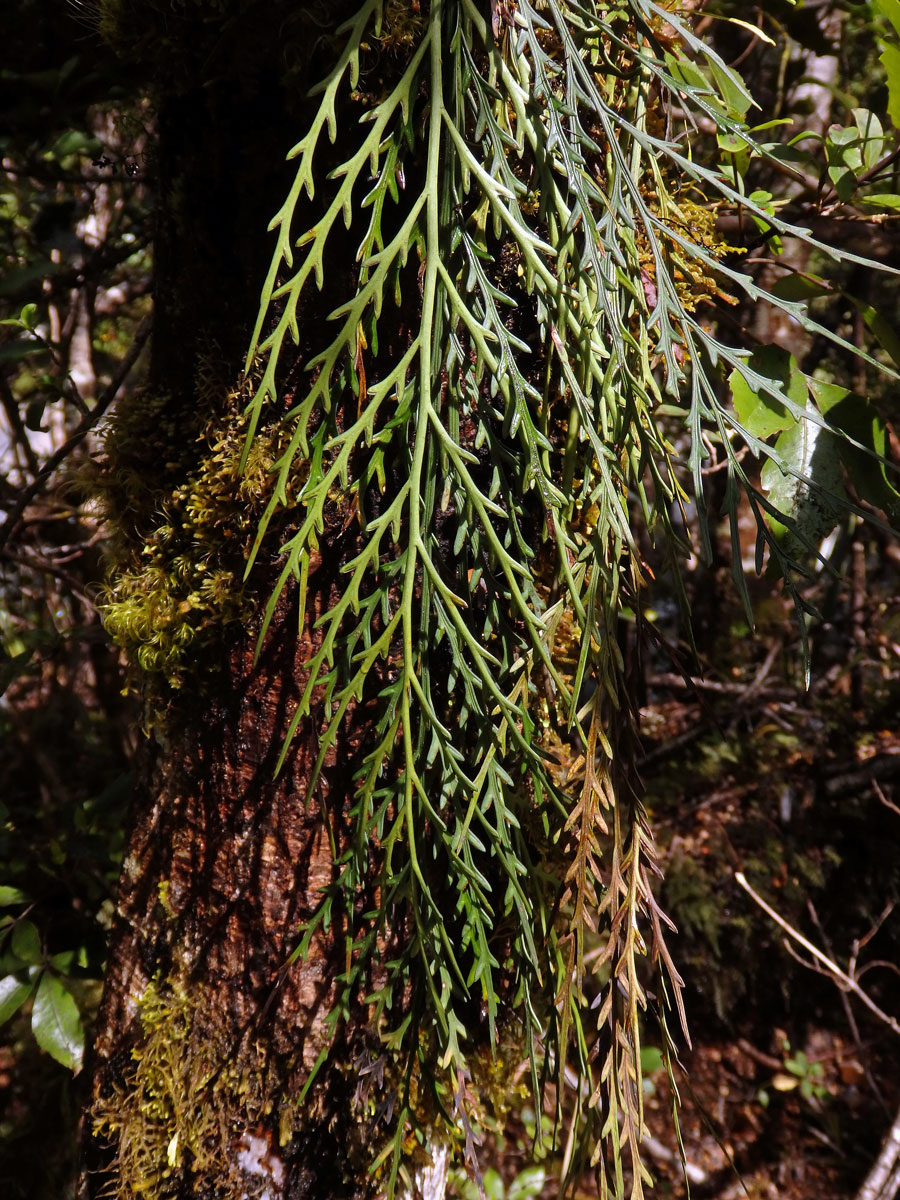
[242,1,897,1193]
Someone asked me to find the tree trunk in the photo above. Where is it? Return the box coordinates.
[82,9,389,1197]
[87,563,386,1200]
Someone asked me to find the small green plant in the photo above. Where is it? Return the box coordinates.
[0,889,85,1072]
[757,1040,828,1109]
[451,1164,546,1200]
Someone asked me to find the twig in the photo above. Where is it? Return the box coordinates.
[738,872,900,1200]
[736,1037,783,1074]
[0,373,42,479]
[824,754,900,798]
[735,872,900,1038]
[807,897,888,1114]
[0,315,151,553]
[647,671,792,700]
[872,778,900,818]
[855,1105,900,1200]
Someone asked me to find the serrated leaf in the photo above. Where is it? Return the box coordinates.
[31,973,84,1072]
[0,974,35,1025]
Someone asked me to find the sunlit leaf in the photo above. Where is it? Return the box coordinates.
[730,347,807,438]
[0,974,35,1026]
[31,973,84,1072]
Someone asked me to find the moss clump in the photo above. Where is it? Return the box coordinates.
[92,977,279,1200]
[96,370,292,688]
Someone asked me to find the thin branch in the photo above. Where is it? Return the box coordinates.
[807,898,888,1114]
[855,1105,900,1200]
[735,872,900,1037]
[0,315,151,553]
[0,372,41,479]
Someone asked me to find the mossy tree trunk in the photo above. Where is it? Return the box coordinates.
[84,8,381,1198]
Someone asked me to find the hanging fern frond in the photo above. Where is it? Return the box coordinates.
[242,1,898,1193]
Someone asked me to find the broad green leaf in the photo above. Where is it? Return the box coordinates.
[50,950,75,973]
[708,58,754,120]
[856,301,900,369]
[827,165,856,203]
[825,126,861,201]
[665,52,744,120]
[879,42,900,128]
[19,303,38,331]
[876,0,900,40]
[853,108,885,168]
[762,141,818,168]
[31,973,84,1072]
[0,974,35,1025]
[0,887,26,907]
[730,346,807,438]
[482,1169,505,1200]
[508,1168,546,1200]
[858,192,900,209]
[51,130,102,159]
[810,379,900,522]
[640,1045,665,1073]
[761,403,847,551]
[11,920,42,965]
[769,274,829,302]
[827,125,859,149]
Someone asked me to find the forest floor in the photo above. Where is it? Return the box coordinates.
[633,531,900,1200]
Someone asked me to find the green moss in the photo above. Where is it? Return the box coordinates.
[92,977,274,1199]
[95,367,292,690]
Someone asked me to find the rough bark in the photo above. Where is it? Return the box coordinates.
[82,8,389,1197]
[86,566,373,1200]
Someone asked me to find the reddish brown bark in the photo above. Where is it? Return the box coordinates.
[81,11,381,1194]
[84,548,376,1198]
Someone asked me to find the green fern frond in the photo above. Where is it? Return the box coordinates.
[242,0,897,1192]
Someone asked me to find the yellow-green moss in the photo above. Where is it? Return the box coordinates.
[93,977,273,1199]
[94,364,293,689]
